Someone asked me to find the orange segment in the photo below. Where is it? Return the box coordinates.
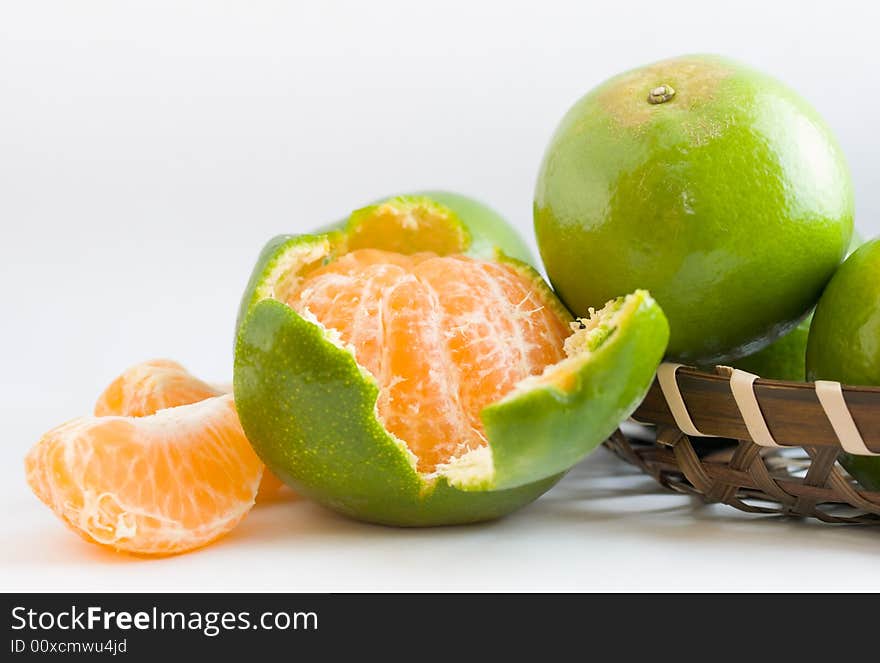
[95,359,287,501]
[25,395,262,555]
[288,249,570,472]
[419,256,568,448]
[95,359,221,417]
[380,272,472,468]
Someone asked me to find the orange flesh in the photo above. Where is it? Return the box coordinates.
[95,359,221,417]
[94,359,285,501]
[25,395,263,556]
[289,249,570,472]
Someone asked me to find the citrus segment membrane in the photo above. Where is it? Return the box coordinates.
[516,296,627,393]
[25,395,263,555]
[286,248,571,473]
[439,292,657,490]
[481,289,668,489]
[284,247,656,485]
[95,359,222,417]
[235,296,569,526]
[95,359,285,502]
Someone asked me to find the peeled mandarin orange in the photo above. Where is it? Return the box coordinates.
[25,394,262,555]
[234,194,670,526]
[94,359,286,501]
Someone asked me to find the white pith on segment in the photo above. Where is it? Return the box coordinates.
[294,307,422,473]
[507,294,631,397]
[25,396,263,555]
[286,250,570,475]
[265,239,566,469]
[407,295,633,490]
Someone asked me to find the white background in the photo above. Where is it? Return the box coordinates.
[2,1,879,592]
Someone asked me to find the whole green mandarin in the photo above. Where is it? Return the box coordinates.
[806,239,880,491]
[535,54,853,364]
[807,239,880,386]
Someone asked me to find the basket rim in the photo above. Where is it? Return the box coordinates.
[676,364,880,394]
[633,363,880,455]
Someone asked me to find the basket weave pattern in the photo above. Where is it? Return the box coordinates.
[605,365,880,524]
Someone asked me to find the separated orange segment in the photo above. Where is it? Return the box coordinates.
[95,359,286,501]
[95,359,221,417]
[289,249,570,472]
[25,395,263,556]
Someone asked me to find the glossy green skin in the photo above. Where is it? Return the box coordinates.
[535,54,853,364]
[235,289,668,525]
[727,231,864,381]
[483,291,669,487]
[806,239,880,491]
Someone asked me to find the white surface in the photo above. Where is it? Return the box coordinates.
[3,1,880,592]
[5,447,880,592]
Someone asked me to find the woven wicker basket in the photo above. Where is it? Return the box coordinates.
[605,363,880,524]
